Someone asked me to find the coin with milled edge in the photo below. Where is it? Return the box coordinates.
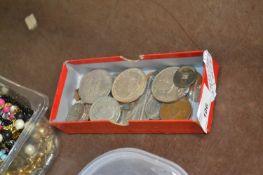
[160,97,192,120]
[173,66,197,88]
[66,102,85,121]
[112,68,147,103]
[79,104,91,121]
[152,67,188,102]
[145,95,161,120]
[79,69,112,104]
[89,96,120,123]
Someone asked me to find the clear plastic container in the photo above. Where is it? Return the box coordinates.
[0,75,49,174]
[79,148,188,175]
[5,117,59,175]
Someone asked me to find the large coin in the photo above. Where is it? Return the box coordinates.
[79,104,91,121]
[160,97,192,120]
[89,96,121,123]
[173,66,197,88]
[66,102,85,121]
[151,67,188,102]
[112,68,147,103]
[79,69,112,104]
[145,95,161,120]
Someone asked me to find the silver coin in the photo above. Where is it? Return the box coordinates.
[112,68,147,103]
[79,104,91,121]
[151,67,188,102]
[79,69,112,104]
[66,102,85,121]
[173,66,197,88]
[145,95,161,120]
[89,96,121,123]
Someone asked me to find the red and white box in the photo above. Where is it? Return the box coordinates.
[49,50,219,134]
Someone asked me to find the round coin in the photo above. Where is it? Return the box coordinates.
[145,95,161,120]
[151,67,188,102]
[112,68,147,103]
[173,66,197,88]
[160,97,192,120]
[66,102,85,121]
[89,96,121,123]
[79,69,112,104]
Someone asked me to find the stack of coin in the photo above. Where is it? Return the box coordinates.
[145,95,161,120]
[65,66,202,123]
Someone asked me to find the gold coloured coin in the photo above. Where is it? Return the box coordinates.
[112,68,147,103]
[160,97,192,120]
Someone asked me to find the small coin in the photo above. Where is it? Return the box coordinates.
[189,73,202,102]
[89,96,121,123]
[79,69,112,104]
[160,97,192,120]
[112,68,147,103]
[173,66,197,88]
[145,95,161,120]
[152,67,188,102]
[79,104,91,121]
[66,102,85,121]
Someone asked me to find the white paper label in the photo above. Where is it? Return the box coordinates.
[197,85,212,133]
[203,50,216,101]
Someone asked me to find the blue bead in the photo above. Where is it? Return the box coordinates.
[1,154,7,160]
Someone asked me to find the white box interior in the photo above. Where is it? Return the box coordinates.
[54,56,204,122]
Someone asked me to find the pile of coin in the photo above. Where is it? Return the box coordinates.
[65,66,202,124]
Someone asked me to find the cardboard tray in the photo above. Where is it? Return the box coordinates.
[49,50,219,134]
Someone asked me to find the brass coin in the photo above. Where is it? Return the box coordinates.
[160,97,192,120]
[173,66,197,88]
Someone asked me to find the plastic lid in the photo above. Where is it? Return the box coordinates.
[79,148,188,175]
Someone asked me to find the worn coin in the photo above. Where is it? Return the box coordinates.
[145,94,161,120]
[152,67,188,102]
[89,96,121,123]
[112,68,147,103]
[173,66,197,88]
[79,69,112,104]
[79,104,91,121]
[160,97,192,120]
[66,102,85,121]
